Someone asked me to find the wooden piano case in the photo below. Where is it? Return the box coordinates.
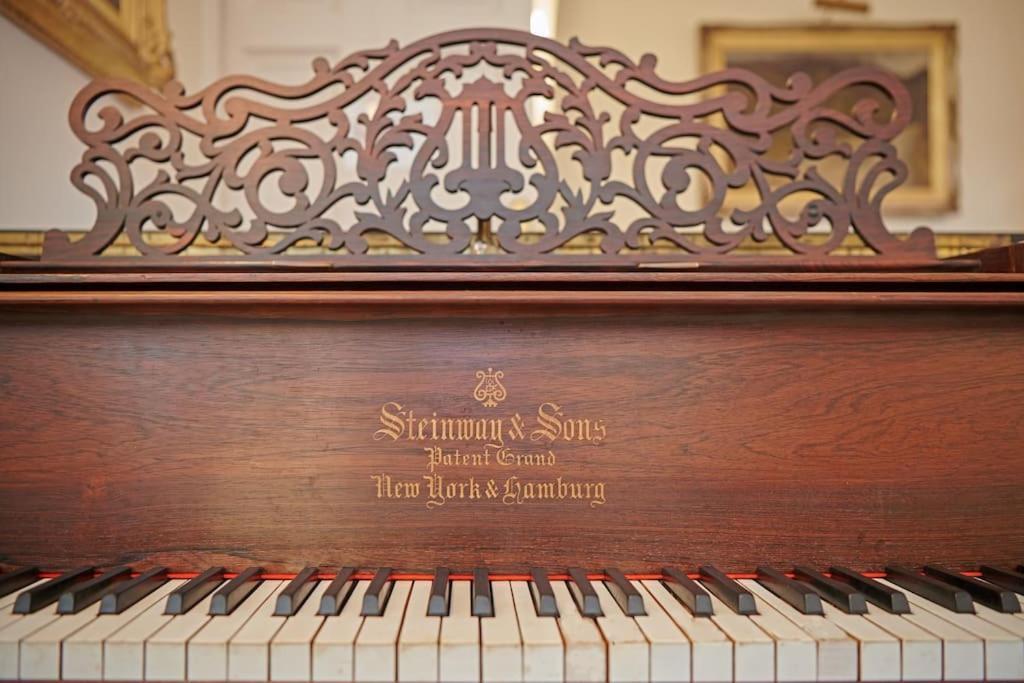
[0,29,1021,574]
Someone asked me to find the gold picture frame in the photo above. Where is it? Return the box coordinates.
[0,0,173,88]
[701,24,956,215]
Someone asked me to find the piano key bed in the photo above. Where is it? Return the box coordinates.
[1,566,1023,682]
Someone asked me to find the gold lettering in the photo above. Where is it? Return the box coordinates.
[500,475,607,506]
[370,473,420,499]
[531,402,562,443]
[495,447,556,467]
[373,402,405,441]
[423,474,485,509]
[530,402,606,444]
[374,385,610,509]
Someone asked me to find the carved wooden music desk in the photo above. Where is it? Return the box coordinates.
[0,29,1023,683]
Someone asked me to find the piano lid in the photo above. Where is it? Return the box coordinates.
[24,28,955,272]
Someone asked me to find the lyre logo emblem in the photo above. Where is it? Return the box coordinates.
[473,368,507,408]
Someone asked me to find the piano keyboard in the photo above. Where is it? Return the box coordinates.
[1,565,1023,682]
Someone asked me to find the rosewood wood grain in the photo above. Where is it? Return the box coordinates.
[0,292,1023,572]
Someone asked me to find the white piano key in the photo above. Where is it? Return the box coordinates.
[876,579,983,680]
[481,580,522,683]
[593,581,648,682]
[228,581,289,681]
[975,600,1024,638]
[0,580,48,677]
[818,601,900,682]
[188,579,280,681]
[397,580,440,683]
[860,601,942,681]
[439,581,480,683]
[19,600,101,680]
[744,578,857,682]
[550,581,603,682]
[100,579,186,681]
[703,588,773,683]
[354,579,412,682]
[62,578,179,680]
[0,603,60,680]
[312,580,368,682]
[735,581,815,682]
[630,581,689,683]
[882,578,1024,680]
[103,581,190,679]
[510,580,563,683]
[145,588,218,681]
[272,581,330,682]
[641,579,732,683]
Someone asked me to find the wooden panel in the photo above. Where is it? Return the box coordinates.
[0,294,1022,571]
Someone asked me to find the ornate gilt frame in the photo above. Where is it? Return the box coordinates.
[701,24,957,215]
[0,0,173,88]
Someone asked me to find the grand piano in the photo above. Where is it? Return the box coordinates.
[1,28,1023,683]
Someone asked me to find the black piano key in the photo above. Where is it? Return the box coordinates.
[793,566,867,614]
[210,567,263,616]
[923,565,1021,614]
[318,567,357,616]
[980,565,1024,596]
[756,566,823,615]
[0,567,39,598]
[427,568,450,617]
[567,567,603,617]
[885,565,975,613]
[698,565,757,615]
[100,567,168,614]
[58,566,133,614]
[828,566,910,614]
[361,568,393,617]
[604,568,646,616]
[165,566,224,615]
[472,567,494,618]
[662,567,714,617]
[274,566,319,616]
[529,568,559,618]
[14,566,94,614]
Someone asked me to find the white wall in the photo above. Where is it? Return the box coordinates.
[557,0,1024,234]
[1,0,1020,233]
[0,14,93,229]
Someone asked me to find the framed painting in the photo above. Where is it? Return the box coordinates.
[0,0,174,88]
[701,25,956,214]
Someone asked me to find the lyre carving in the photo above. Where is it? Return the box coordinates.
[46,28,936,262]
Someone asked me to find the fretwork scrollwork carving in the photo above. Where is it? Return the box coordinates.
[45,28,936,262]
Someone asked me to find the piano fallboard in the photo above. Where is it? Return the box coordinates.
[0,272,1021,572]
